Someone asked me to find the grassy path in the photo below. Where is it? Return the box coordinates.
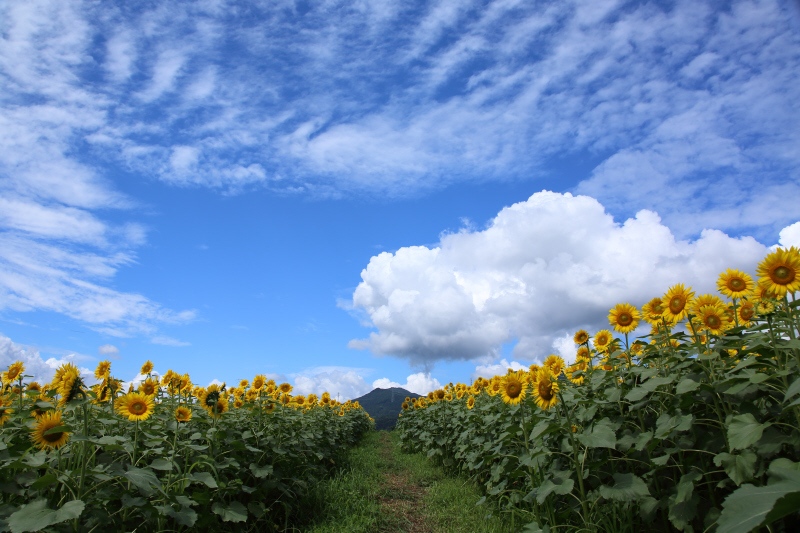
[295,430,514,533]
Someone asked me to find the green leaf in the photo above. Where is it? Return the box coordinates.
[188,472,218,489]
[123,467,160,496]
[249,464,273,479]
[714,452,757,486]
[784,378,800,403]
[675,378,700,395]
[165,506,197,527]
[43,425,69,436]
[521,522,550,533]
[576,419,616,449]
[536,474,574,504]
[599,473,650,502]
[149,459,174,471]
[212,501,248,523]
[642,375,676,391]
[635,431,653,451]
[7,499,84,533]
[728,413,771,451]
[29,474,57,491]
[717,471,800,533]
[675,470,702,504]
[529,421,553,441]
[624,387,649,402]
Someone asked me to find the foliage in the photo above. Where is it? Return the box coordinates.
[0,370,372,532]
[398,249,800,533]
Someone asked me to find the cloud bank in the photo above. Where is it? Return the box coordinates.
[348,191,775,366]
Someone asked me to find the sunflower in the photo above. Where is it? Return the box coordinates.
[279,393,292,405]
[140,361,154,375]
[608,303,641,334]
[252,375,266,390]
[307,393,318,406]
[757,300,776,316]
[641,298,666,324]
[401,402,409,410]
[0,397,13,425]
[239,379,249,389]
[30,411,69,450]
[466,396,475,409]
[533,368,559,411]
[417,398,427,408]
[276,382,292,394]
[757,248,800,297]
[566,359,588,385]
[94,360,111,380]
[26,382,41,393]
[663,284,695,323]
[116,392,155,422]
[138,378,159,397]
[573,330,589,344]
[208,399,228,418]
[294,395,307,407]
[576,346,590,360]
[593,330,613,352]
[697,304,731,336]
[692,294,724,316]
[488,380,502,396]
[264,402,276,414]
[738,300,756,325]
[234,399,244,409]
[175,406,192,422]
[56,367,83,408]
[717,269,754,300]
[456,390,465,399]
[5,361,25,382]
[445,393,453,402]
[543,355,566,377]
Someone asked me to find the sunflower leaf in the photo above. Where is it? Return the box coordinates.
[717,470,800,533]
[212,501,248,522]
[7,499,84,533]
[728,414,770,450]
[188,472,218,489]
[599,473,650,502]
[123,467,160,496]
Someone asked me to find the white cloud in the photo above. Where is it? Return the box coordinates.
[98,344,120,358]
[372,372,442,396]
[0,333,93,385]
[349,191,769,366]
[778,222,800,249]
[293,369,372,402]
[150,335,191,347]
[471,359,528,383]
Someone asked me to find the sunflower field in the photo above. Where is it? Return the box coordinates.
[397,247,800,533]
[0,365,372,532]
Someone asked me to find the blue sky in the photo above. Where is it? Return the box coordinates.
[1,0,800,399]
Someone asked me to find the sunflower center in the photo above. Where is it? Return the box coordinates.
[506,382,521,398]
[706,315,720,328]
[772,266,795,283]
[618,313,632,326]
[43,431,64,443]
[670,296,685,312]
[729,278,745,290]
[537,381,553,401]
[131,401,145,414]
[741,307,754,320]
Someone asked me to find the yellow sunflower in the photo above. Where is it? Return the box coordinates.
[401,402,409,410]
[175,406,192,422]
[593,330,613,352]
[263,402,276,414]
[94,360,111,380]
[6,361,25,382]
[697,304,731,336]
[500,373,526,405]
[56,368,84,408]
[207,399,228,418]
[0,397,13,425]
[662,284,695,323]
[307,393,318,406]
[566,358,588,385]
[641,297,666,324]
[573,330,589,344]
[116,392,155,422]
[608,303,641,334]
[717,269,754,299]
[576,346,590,360]
[138,378,159,397]
[252,375,266,390]
[692,294,724,316]
[757,248,800,297]
[234,399,244,409]
[543,355,566,377]
[239,379,249,389]
[757,300,776,316]
[533,368,559,411]
[456,390,465,400]
[738,300,756,325]
[294,395,307,407]
[466,396,475,409]
[30,411,70,450]
[278,382,293,394]
[140,360,154,375]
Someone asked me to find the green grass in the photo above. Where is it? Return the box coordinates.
[293,430,516,533]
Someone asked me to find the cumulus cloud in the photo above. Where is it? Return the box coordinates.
[0,333,94,385]
[372,372,442,396]
[471,359,528,384]
[778,222,800,249]
[293,368,372,402]
[98,344,120,359]
[348,191,770,367]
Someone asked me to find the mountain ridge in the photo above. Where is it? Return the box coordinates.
[353,387,422,431]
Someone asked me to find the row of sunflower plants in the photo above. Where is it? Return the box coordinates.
[397,247,800,533]
[0,363,373,532]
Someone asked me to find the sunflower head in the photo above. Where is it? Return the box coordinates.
[264,402,275,414]
[140,361,154,375]
[466,396,475,409]
[138,378,159,397]
[757,300,776,316]
[278,382,293,394]
[252,375,266,390]
[0,397,14,425]
[543,355,566,377]
[30,411,69,450]
[757,248,800,297]
[116,392,155,422]
[435,389,446,400]
[534,368,559,411]
[717,269,754,299]
[593,330,613,352]
[698,304,731,336]
[738,300,756,324]
[642,297,666,324]
[94,360,111,380]
[608,303,641,334]
[573,330,589,344]
[662,284,695,323]
[6,361,25,382]
[175,406,192,422]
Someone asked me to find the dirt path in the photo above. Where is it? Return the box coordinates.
[376,432,433,533]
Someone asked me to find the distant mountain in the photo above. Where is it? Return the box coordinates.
[354,387,422,431]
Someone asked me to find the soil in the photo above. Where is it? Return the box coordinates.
[377,432,433,533]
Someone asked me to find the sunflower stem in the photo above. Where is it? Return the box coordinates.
[557,391,591,529]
